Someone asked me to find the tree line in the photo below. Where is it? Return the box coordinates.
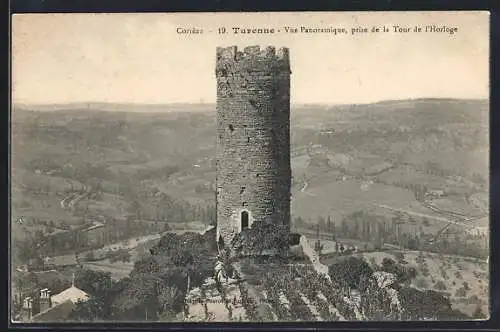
[293,210,488,259]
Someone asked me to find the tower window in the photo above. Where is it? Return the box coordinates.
[241,211,249,230]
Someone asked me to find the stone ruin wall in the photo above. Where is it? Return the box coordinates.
[215,45,291,251]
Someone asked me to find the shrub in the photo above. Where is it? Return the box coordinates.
[84,251,95,262]
[455,287,467,297]
[329,256,373,290]
[434,281,447,291]
[472,305,487,319]
[393,252,405,262]
[466,295,480,305]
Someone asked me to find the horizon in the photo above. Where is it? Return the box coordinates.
[12,12,488,106]
[12,96,489,112]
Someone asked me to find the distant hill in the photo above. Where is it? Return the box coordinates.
[13,102,217,113]
[11,98,489,242]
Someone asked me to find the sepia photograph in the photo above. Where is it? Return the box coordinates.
[10,11,489,323]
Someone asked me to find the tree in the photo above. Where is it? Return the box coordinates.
[327,216,332,233]
[162,222,171,233]
[340,219,349,237]
[472,305,487,319]
[399,287,462,320]
[314,239,324,256]
[329,256,373,290]
[434,281,447,291]
[75,269,114,295]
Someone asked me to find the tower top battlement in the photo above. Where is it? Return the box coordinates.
[216,45,290,77]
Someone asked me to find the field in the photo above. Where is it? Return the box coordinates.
[11,99,489,267]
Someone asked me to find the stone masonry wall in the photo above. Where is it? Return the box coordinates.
[215,45,291,251]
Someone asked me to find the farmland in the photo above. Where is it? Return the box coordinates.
[361,250,489,317]
[11,98,489,291]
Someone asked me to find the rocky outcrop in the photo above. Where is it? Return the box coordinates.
[298,235,331,281]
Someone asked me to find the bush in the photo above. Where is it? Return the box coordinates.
[329,256,373,290]
[466,295,480,305]
[434,281,447,291]
[393,252,405,262]
[472,305,487,319]
[380,258,416,284]
[109,249,131,263]
[399,287,464,320]
[455,287,467,297]
[84,251,95,262]
[414,277,428,289]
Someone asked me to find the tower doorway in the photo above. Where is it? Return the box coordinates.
[218,235,225,250]
[241,211,249,230]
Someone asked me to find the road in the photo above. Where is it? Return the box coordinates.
[373,203,484,229]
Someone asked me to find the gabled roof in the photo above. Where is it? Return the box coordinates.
[31,300,76,322]
[51,286,89,305]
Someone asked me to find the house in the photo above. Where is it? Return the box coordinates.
[31,300,77,322]
[465,226,488,237]
[27,274,89,322]
[425,189,446,199]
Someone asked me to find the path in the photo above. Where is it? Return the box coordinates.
[374,203,483,228]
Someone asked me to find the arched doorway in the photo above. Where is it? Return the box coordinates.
[241,211,249,230]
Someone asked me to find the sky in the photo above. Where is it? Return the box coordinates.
[12,11,489,105]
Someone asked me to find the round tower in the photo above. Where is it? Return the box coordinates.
[215,45,291,253]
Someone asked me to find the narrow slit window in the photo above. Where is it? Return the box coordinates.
[241,211,249,230]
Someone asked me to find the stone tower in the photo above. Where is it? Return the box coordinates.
[215,45,291,253]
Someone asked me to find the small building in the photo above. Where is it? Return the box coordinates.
[465,226,488,237]
[425,189,446,199]
[28,274,89,322]
[50,285,89,306]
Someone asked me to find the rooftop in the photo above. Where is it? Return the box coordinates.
[51,286,89,305]
[31,300,76,322]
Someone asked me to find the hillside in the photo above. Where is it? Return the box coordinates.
[11,98,489,262]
